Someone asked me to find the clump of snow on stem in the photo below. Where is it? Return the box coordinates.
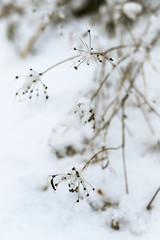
[122,2,143,20]
[49,124,94,159]
[111,194,148,234]
[49,98,97,158]
[73,97,96,129]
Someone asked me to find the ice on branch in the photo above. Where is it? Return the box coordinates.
[15,69,49,101]
[50,166,95,204]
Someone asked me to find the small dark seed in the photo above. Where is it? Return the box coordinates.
[51,175,57,178]
[69,189,74,192]
[15,76,19,79]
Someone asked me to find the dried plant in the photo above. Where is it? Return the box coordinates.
[9,0,160,230]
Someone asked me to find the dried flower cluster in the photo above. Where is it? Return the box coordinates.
[73,30,113,69]
[15,69,49,100]
[50,166,95,204]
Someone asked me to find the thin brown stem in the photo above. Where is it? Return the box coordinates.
[90,53,130,102]
[121,96,129,194]
[20,11,55,58]
[82,146,122,171]
[41,54,81,75]
[133,85,160,119]
[146,187,160,210]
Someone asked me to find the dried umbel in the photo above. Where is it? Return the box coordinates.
[15,30,113,102]
[15,69,49,100]
[50,166,95,204]
[49,146,121,205]
[73,30,113,69]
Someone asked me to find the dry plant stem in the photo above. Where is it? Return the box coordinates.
[133,85,160,119]
[41,54,81,75]
[103,60,133,117]
[135,94,154,134]
[140,62,147,89]
[146,187,160,210]
[101,44,135,55]
[20,13,54,58]
[121,95,129,194]
[91,71,112,103]
[119,65,143,194]
[142,17,152,39]
[90,53,130,102]
[92,61,133,142]
[82,146,122,171]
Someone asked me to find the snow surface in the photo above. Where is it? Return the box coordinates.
[1,7,160,240]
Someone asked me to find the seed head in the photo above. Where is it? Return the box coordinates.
[15,69,49,101]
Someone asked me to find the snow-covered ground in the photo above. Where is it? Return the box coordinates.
[1,3,160,239]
